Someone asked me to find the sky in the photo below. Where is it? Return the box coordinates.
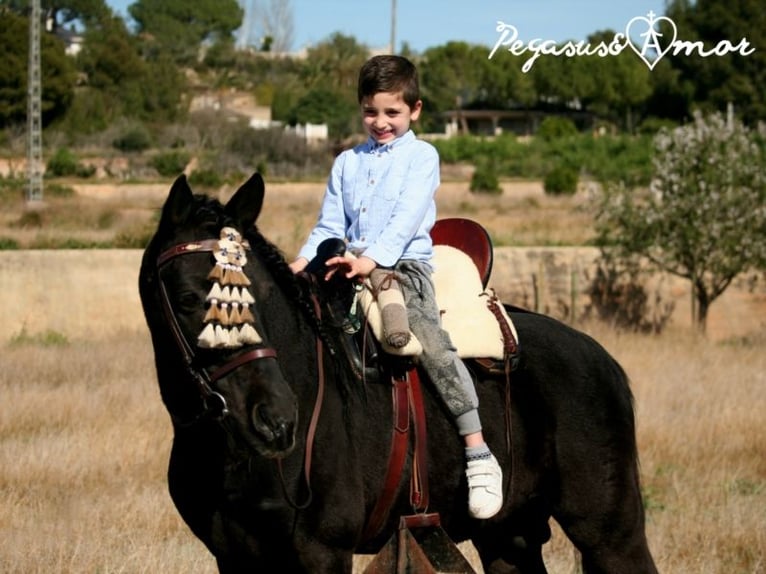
[104,0,671,53]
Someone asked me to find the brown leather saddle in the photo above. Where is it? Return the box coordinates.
[430,217,493,289]
[302,218,513,381]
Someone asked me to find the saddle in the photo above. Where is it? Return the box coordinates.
[303,218,519,380]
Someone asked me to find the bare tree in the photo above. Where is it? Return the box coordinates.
[260,0,294,53]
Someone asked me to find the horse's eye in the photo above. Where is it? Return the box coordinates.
[177,291,200,312]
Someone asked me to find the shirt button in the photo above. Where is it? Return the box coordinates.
[361,207,367,213]
[361,237,366,242]
[370,179,375,184]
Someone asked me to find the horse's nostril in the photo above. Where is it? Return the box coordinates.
[252,404,276,441]
[253,404,295,446]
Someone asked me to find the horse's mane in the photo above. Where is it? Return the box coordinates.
[245,225,359,404]
[243,225,331,345]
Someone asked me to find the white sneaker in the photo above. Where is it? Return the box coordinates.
[466,454,503,519]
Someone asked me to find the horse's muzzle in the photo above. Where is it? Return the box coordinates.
[252,403,297,456]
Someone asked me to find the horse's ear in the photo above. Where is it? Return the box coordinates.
[225,172,265,230]
[159,174,194,230]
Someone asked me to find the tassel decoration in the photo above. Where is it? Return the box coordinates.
[214,325,230,347]
[239,323,262,344]
[196,225,263,349]
[207,264,224,281]
[206,283,222,302]
[197,323,216,348]
[218,302,231,326]
[226,326,240,348]
[229,303,242,325]
[203,303,220,323]
[241,288,255,305]
[240,304,255,323]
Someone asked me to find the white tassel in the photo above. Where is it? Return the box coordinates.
[230,287,242,303]
[241,288,255,305]
[225,326,241,348]
[214,325,230,347]
[219,286,232,303]
[206,283,222,302]
[239,323,262,344]
[197,323,216,348]
[218,302,230,325]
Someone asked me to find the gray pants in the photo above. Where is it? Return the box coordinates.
[393,259,482,436]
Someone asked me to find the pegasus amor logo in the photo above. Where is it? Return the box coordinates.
[489,11,755,72]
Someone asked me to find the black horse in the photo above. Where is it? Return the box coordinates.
[139,173,658,573]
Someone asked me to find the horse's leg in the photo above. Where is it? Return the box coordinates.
[473,535,549,574]
[472,515,551,574]
[554,464,658,574]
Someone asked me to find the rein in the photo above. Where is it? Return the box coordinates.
[276,280,326,510]
[156,238,279,425]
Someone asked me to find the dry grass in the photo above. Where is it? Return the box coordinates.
[1,324,763,573]
[0,179,593,252]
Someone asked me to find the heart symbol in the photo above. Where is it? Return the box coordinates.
[625,12,677,70]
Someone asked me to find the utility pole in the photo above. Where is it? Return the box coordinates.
[27,0,44,203]
[389,0,397,54]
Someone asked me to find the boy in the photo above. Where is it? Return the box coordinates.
[289,55,503,519]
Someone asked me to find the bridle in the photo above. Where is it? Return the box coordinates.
[155,237,278,425]
[156,236,327,510]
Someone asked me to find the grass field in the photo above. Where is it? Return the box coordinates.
[1,323,763,573]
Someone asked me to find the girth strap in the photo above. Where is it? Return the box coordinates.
[362,366,429,542]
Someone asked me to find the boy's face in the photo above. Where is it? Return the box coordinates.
[360,91,422,145]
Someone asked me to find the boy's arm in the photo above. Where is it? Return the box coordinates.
[296,155,347,263]
[363,143,439,267]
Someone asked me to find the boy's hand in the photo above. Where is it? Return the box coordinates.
[324,255,376,281]
[289,257,309,274]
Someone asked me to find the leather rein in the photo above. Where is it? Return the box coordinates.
[155,238,278,425]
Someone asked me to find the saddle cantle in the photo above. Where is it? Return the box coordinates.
[430,217,493,289]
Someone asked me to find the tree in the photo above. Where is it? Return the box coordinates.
[289,87,357,140]
[259,0,294,53]
[664,0,766,124]
[0,9,76,128]
[287,33,369,139]
[43,0,112,31]
[128,0,243,65]
[578,31,653,132]
[593,111,766,331]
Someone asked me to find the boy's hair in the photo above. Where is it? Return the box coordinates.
[357,55,420,109]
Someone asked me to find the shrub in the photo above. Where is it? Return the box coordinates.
[536,116,578,141]
[0,237,19,249]
[544,164,578,195]
[46,147,79,177]
[584,257,674,333]
[470,161,501,194]
[45,148,96,178]
[150,150,191,177]
[113,126,152,152]
[9,326,69,347]
[14,210,44,228]
[188,169,223,189]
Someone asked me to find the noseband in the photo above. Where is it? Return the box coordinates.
[156,237,278,424]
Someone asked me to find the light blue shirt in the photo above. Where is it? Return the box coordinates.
[298,130,440,268]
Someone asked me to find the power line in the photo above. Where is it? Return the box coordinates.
[27,0,43,203]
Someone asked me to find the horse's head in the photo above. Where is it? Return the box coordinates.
[139,173,297,458]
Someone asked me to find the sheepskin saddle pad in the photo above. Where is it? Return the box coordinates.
[358,245,518,360]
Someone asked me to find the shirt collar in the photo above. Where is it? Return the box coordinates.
[365,129,415,153]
